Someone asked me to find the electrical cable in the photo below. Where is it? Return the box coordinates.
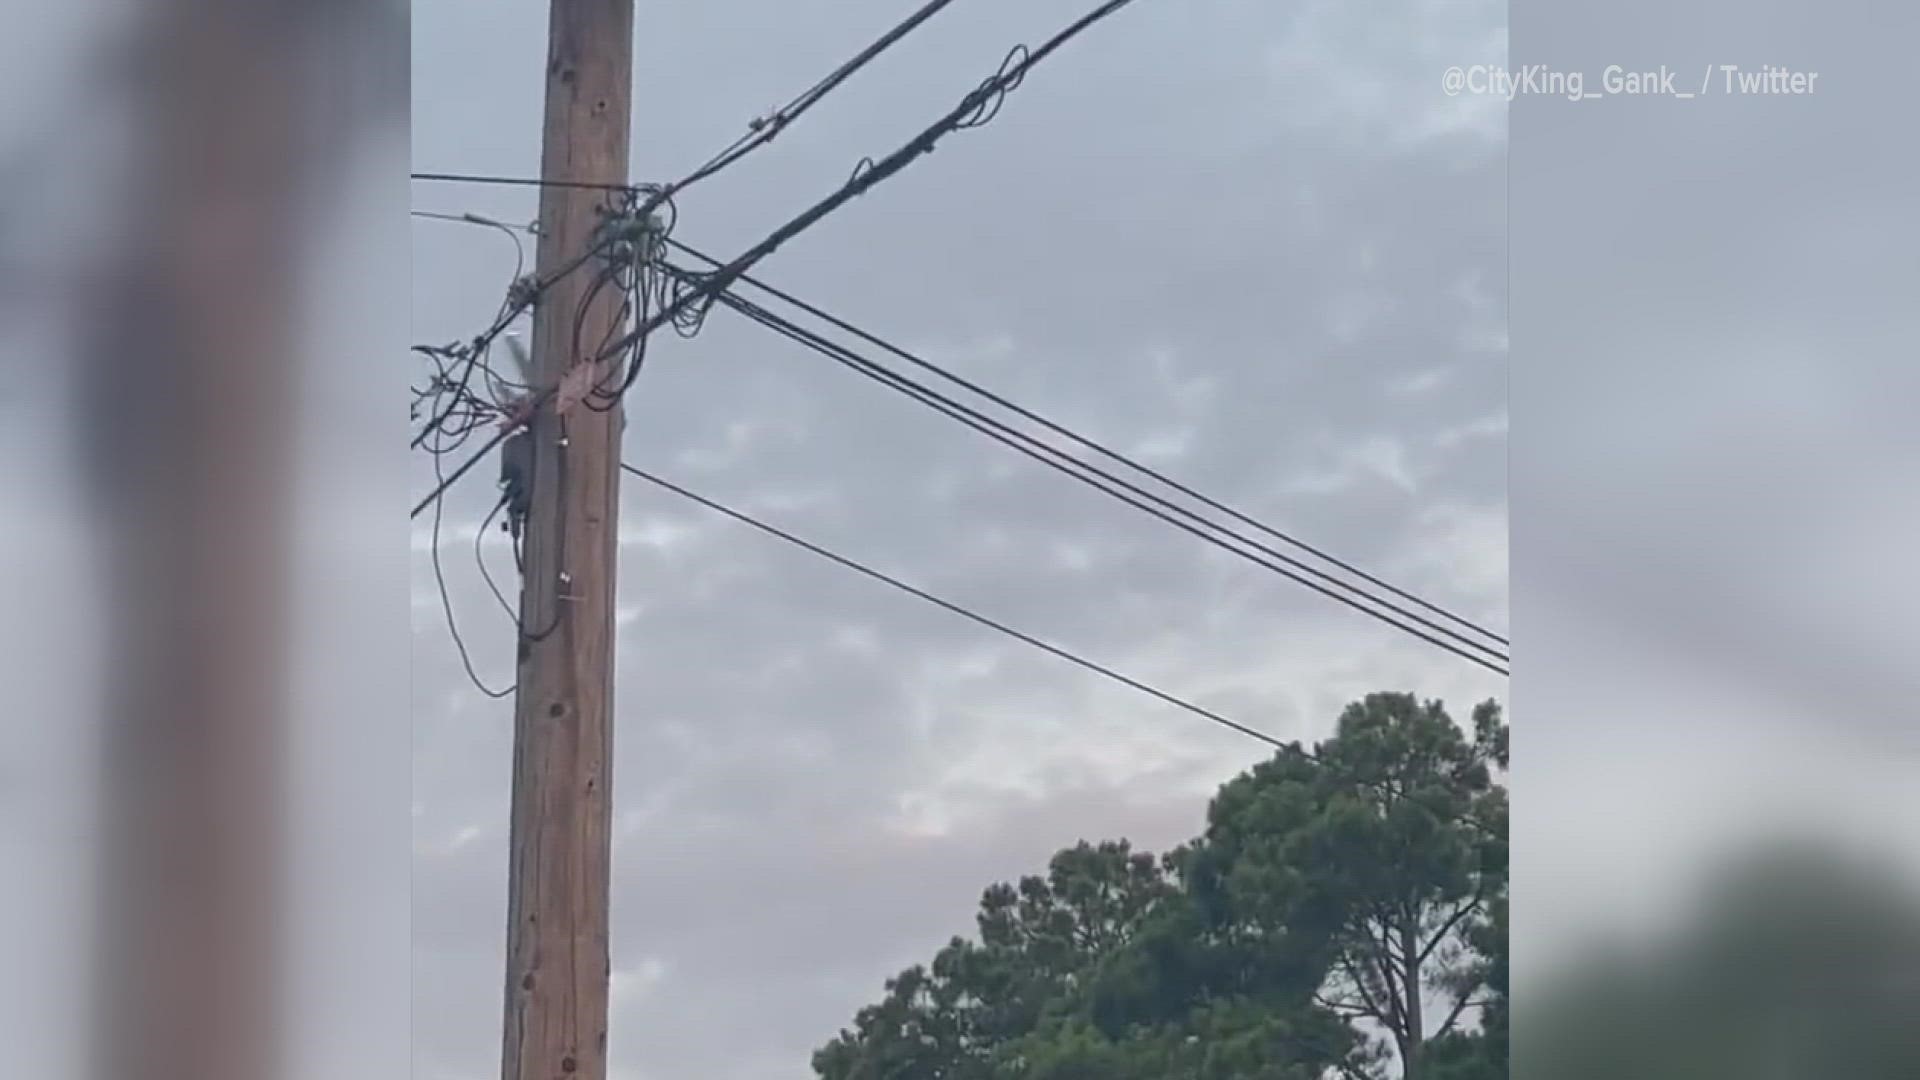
[678,0,967,187]
[476,491,518,623]
[620,461,1293,750]
[429,464,514,699]
[710,284,1507,672]
[699,283,1508,676]
[415,0,963,208]
[410,212,529,447]
[411,171,633,193]
[619,463,1507,820]
[669,237,1510,650]
[411,0,1148,520]
[588,0,1149,366]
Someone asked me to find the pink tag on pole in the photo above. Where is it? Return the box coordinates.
[553,362,599,415]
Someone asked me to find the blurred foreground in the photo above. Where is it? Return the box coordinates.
[0,2,408,1079]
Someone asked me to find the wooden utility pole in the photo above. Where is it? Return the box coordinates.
[502,2,633,1080]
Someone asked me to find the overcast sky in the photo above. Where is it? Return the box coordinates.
[1506,0,1920,1006]
[410,1,1508,1077]
[1,2,1910,1078]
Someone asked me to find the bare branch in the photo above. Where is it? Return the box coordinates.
[1338,954,1398,1033]
[1356,948,1409,1040]
[1419,893,1484,968]
[1435,991,1491,1040]
[1314,992,1383,1022]
[1365,910,1404,968]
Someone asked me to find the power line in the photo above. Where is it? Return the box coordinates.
[411,0,1148,520]
[415,0,965,209]
[698,281,1508,677]
[411,171,632,193]
[588,0,1148,368]
[678,0,967,187]
[706,284,1508,674]
[620,462,1292,750]
[621,462,1509,830]
[674,239,1510,651]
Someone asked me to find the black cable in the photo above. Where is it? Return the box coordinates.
[410,230,620,453]
[476,492,518,623]
[711,285,1506,672]
[411,171,634,193]
[671,238,1510,650]
[702,285,1508,677]
[418,0,963,212]
[680,0,966,186]
[412,0,1148,520]
[588,0,1148,368]
[585,257,655,411]
[623,461,1509,831]
[621,462,1292,750]
[430,462,514,699]
[414,415,519,518]
[511,414,571,647]
[619,463,1507,822]
[412,211,530,450]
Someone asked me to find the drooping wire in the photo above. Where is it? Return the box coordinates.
[621,462,1292,750]
[691,277,1508,677]
[411,208,534,267]
[620,463,1507,831]
[476,490,518,623]
[415,205,612,650]
[429,451,515,700]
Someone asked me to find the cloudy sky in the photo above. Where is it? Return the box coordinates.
[411,1,1507,1077]
[1507,0,1920,1003]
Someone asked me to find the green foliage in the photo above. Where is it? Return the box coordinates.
[1423,895,1507,1080]
[1198,693,1508,1078]
[813,693,1510,1080]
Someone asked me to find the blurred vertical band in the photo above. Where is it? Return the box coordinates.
[0,2,408,1080]
[1512,1,1920,1077]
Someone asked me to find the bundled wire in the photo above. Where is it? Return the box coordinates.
[665,237,1510,655]
[686,272,1508,677]
[411,0,1149,520]
[410,182,681,454]
[412,198,667,687]
[409,215,623,455]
